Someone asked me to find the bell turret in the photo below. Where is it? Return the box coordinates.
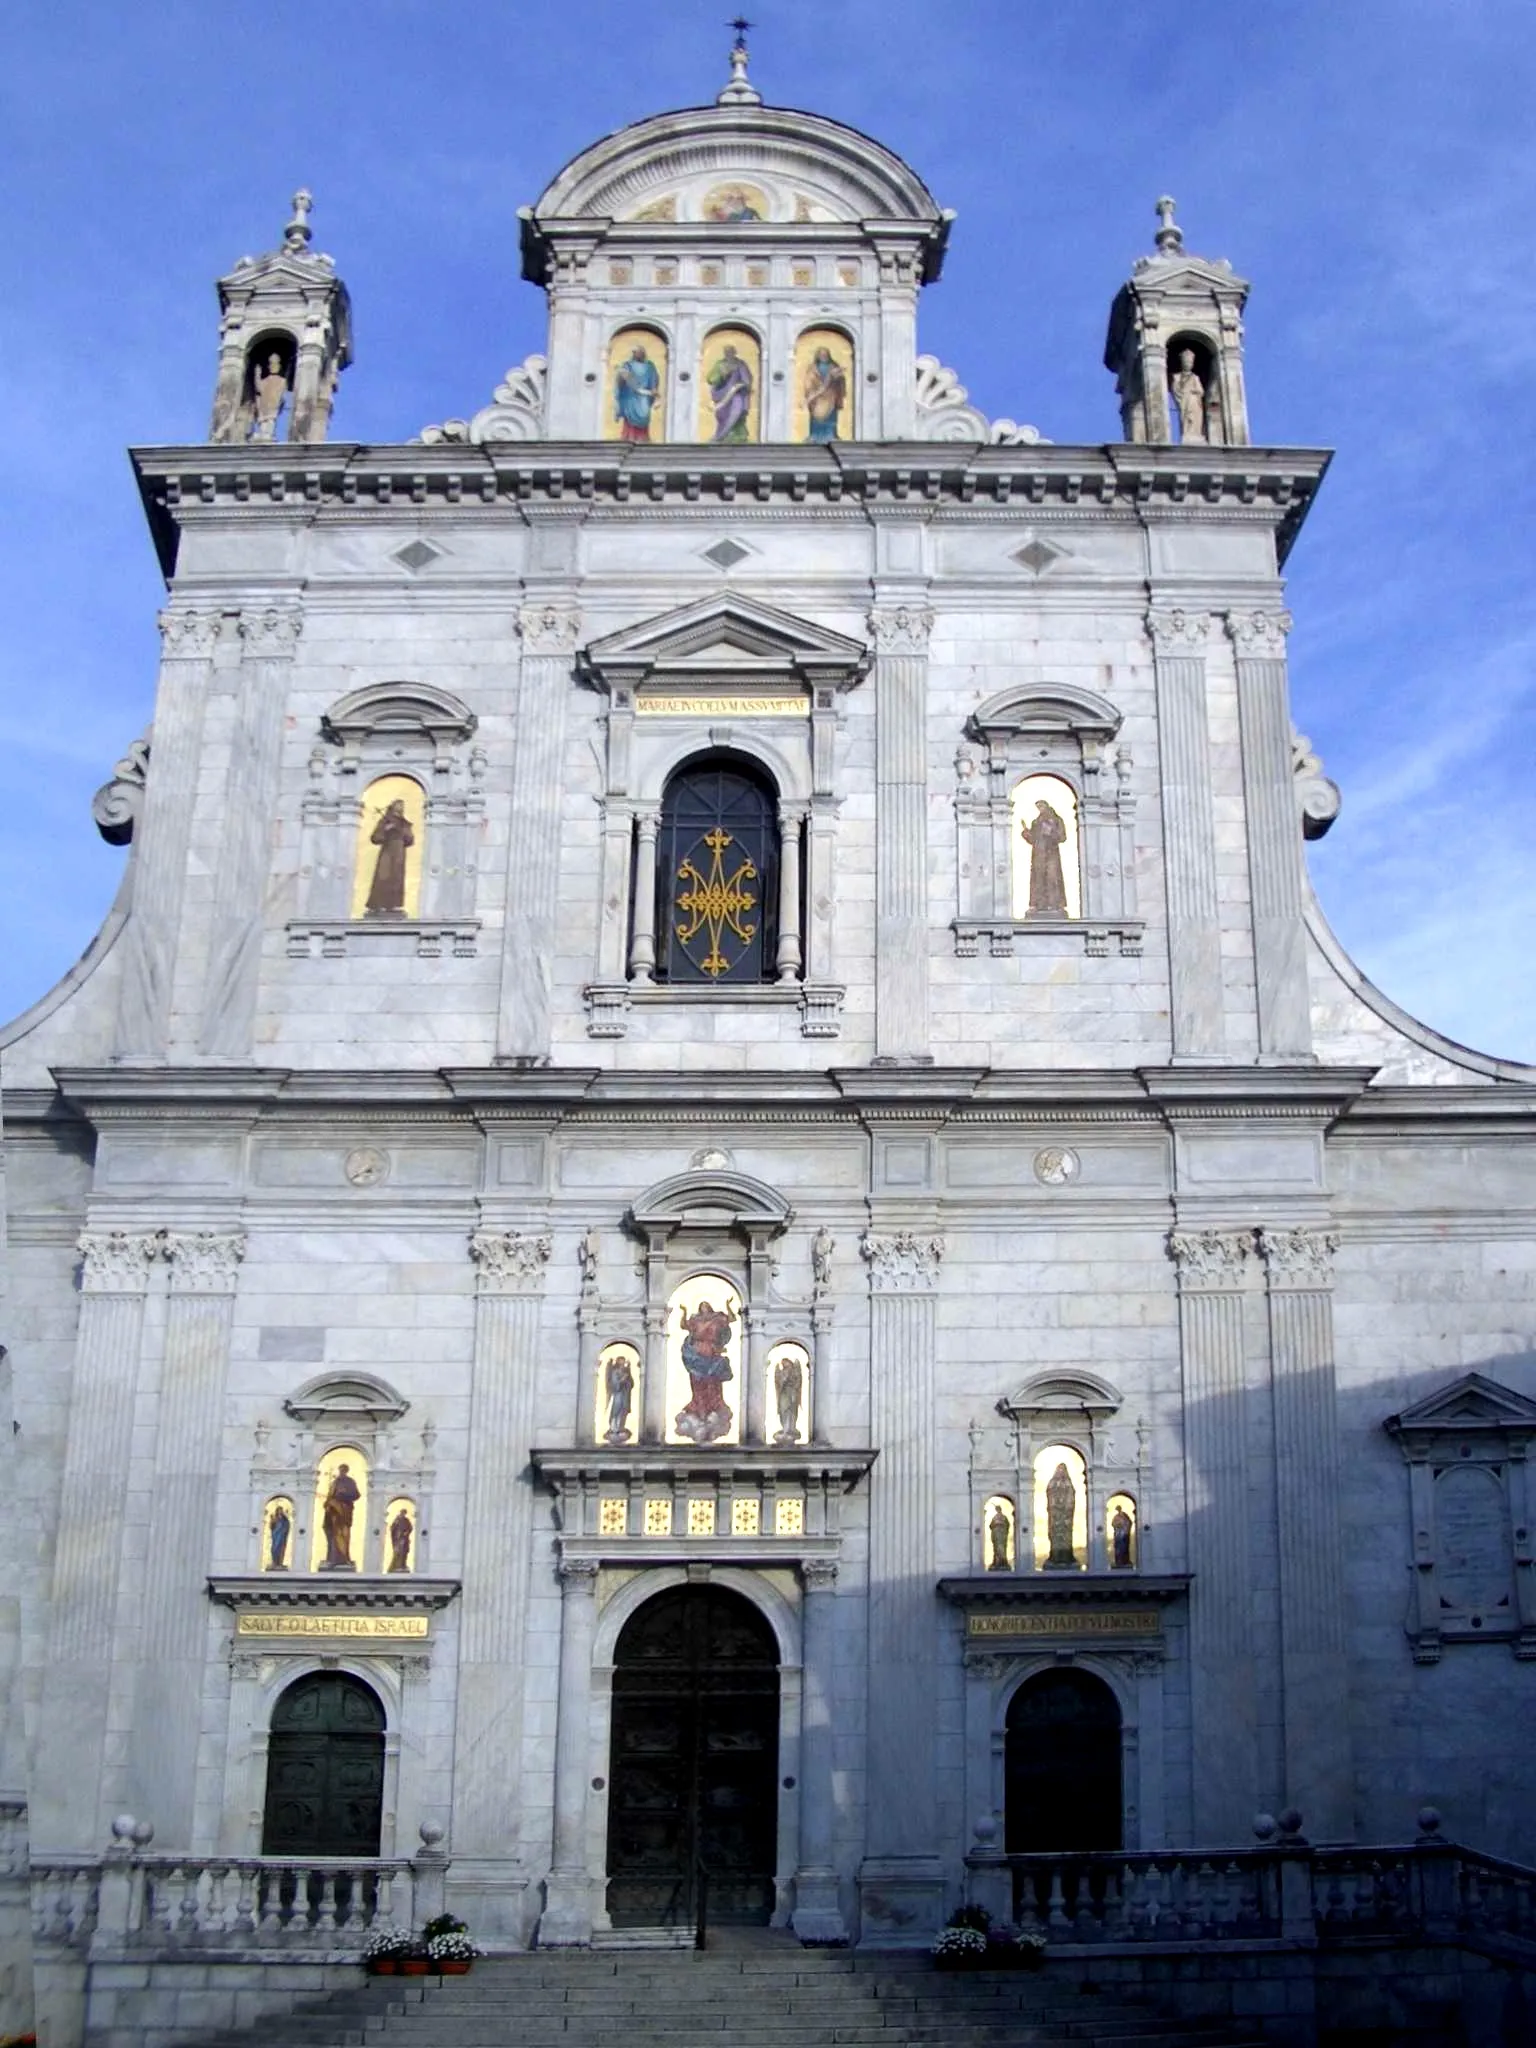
[1104,197,1251,445]
[208,190,352,444]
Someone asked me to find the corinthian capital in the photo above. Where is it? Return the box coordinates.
[238,606,305,655]
[1257,1226,1338,1291]
[164,1230,247,1294]
[157,609,224,657]
[1224,609,1293,659]
[1145,607,1210,654]
[861,1229,945,1293]
[867,605,935,655]
[78,1230,164,1294]
[1167,1227,1255,1290]
[517,602,581,653]
[470,1228,553,1294]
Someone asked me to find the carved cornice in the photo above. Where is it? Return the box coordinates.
[165,1230,247,1294]
[518,602,581,653]
[867,605,934,655]
[1145,607,1210,654]
[1224,608,1293,659]
[1257,1226,1339,1291]
[78,1229,163,1294]
[469,1228,553,1294]
[237,606,304,655]
[1167,1227,1255,1290]
[861,1229,945,1293]
[157,609,224,656]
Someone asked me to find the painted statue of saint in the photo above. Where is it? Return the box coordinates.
[802,346,847,443]
[674,1298,736,1443]
[266,1500,292,1571]
[251,352,289,441]
[365,799,415,916]
[988,1503,1012,1572]
[707,344,754,443]
[773,1353,804,1444]
[387,1505,414,1573]
[319,1463,361,1570]
[1021,799,1069,916]
[1170,348,1207,443]
[613,344,660,441]
[604,1354,635,1444]
[1045,1462,1077,1567]
[1110,1504,1134,1570]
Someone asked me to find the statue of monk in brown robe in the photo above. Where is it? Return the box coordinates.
[365,799,415,916]
[1021,800,1069,916]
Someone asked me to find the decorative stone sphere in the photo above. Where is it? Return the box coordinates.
[110,1814,138,1842]
[132,1820,156,1845]
[1416,1805,1443,1838]
[1276,1808,1305,1838]
[973,1814,998,1847]
[1252,1813,1277,1841]
[419,1821,445,1848]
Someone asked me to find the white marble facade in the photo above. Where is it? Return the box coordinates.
[5,49,1536,1973]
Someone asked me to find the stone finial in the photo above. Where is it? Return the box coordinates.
[283,188,315,254]
[1154,194,1184,256]
[718,16,763,106]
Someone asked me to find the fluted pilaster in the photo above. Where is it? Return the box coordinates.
[1226,610,1311,1057]
[791,1559,846,1942]
[869,606,933,1060]
[497,602,580,1059]
[452,1229,551,1858]
[1147,609,1222,1057]
[538,1556,600,1945]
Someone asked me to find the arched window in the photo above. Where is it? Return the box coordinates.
[655,757,780,985]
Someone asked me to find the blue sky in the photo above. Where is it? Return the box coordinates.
[2,0,1531,1058]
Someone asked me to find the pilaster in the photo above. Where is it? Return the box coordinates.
[1258,1226,1353,1838]
[538,1556,600,1946]
[38,1232,161,1846]
[1226,610,1312,1059]
[127,1233,245,1841]
[791,1559,846,1944]
[453,1229,552,1868]
[197,608,304,1058]
[869,605,933,1061]
[858,1229,944,1941]
[497,601,581,1061]
[1146,609,1223,1058]
[1168,1227,1260,1841]
[116,612,225,1060]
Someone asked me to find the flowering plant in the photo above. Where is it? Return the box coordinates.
[930,1925,987,1960]
[362,1927,415,1959]
[426,1931,479,1963]
[422,1913,468,1941]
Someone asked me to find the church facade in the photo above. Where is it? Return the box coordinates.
[6,40,1536,1998]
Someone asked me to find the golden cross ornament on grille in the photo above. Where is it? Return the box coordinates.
[675,828,758,976]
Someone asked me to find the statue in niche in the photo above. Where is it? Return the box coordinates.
[802,346,847,443]
[319,1462,361,1570]
[1110,1504,1134,1570]
[579,1229,600,1290]
[773,1352,804,1443]
[674,1297,736,1444]
[812,1226,835,1291]
[604,1354,635,1444]
[706,343,754,443]
[250,353,290,442]
[613,343,661,442]
[1170,348,1207,444]
[364,798,415,916]
[387,1504,414,1573]
[266,1501,292,1571]
[1045,1462,1078,1567]
[987,1503,1012,1572]
[1020,799,1069,916]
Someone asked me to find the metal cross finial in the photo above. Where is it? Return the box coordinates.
[283,188,314,252]
[718,13,763,103]
[1154,194,1184,255]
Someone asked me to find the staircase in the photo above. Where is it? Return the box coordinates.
[189,1940,1269,2048]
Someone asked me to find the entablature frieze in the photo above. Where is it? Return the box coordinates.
[207,1575,461,1612]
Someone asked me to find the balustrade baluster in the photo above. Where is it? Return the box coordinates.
[149,1866,174,1937]
[176,1864,200,1937]
[76,1868,100,1942]
[1046,1865,1070,1935]
[1124,1862,1150,1937]
[374,1868,394,1930]
[257,1868,283,1940]
[1461,1862,1483,1929]
[316,1867,340,1933]
[205,1863,229,1937]
[232,1863,257,1936]
[1101,1864,1126,1939]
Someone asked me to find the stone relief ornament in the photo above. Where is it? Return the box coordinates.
[1224,609,1294,659]
[1257,1227,1339,1291]
[1032,1146,1080,1187]
[469,1229,554,1294]
[1293,731,1342,840]
[867,606,935,655]
[911,354,1046,445]
[1167,1227,1256,1289]
[344,1147,391,1188]
[861,1230,946,1293]
[416,353,548,445]
[157,609,223,657]
[164,1231,247,1294]
[77,1229,164,1293]
[517,602,582,653]
[92,733,151,846]
[1145,607,1211,654]
[237,606,304,656]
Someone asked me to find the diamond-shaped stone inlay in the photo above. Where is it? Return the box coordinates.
[1013,536,1066,575]
[394,539,443,574]
[702,538,751,571]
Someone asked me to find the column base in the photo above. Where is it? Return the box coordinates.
[791,1868,848,1946]
[536,1870,594,1947]
[856,1857,945,1948]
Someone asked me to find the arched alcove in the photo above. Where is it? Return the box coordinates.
[1005,1667,1122,1852]
[261,1671,385,1858]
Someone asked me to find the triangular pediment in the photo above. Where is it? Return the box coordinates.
[1385,1371,1536,1438]
[580,594,869,688]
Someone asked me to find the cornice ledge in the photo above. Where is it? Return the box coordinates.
[532,1447,878,1486]
[829,1066,988,1109]
[207,1575,462,1612]
[1138,1064,1375,1117]
[53,1067,293,1116]
[936,1573,1191,1606]
[440,1067,602,1107]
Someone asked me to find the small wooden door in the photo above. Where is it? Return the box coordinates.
[607,1585,780,1925]
[1005,1667,1123,1852]
[261,1673,385,1857]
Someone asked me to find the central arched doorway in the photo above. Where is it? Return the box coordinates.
[1004,1667,1123,1852]
[607,1584,780,1927]
[261,1671,385,1857]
